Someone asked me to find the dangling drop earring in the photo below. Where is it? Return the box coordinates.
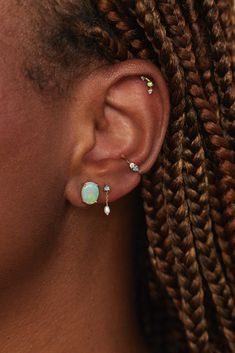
[140,75,154,94]
[104,185,111,216]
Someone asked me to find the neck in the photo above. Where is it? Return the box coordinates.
[0,192,149,353]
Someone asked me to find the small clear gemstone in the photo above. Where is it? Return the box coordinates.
[104,205,111,215]
[148,89,153,94]
[130,163,135,169]
[104,185,110,192]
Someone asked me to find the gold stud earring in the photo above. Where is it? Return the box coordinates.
[140,76,154,94]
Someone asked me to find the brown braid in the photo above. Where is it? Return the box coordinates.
[95,0,152,59]
[179,0,220,111]
[158,2,235,347]
[215,0,234,67]
[134,2,212,351]
[197,0,235,288]
[198,0,235,155]
[28,0,235,352]
[165,0,235,295]
[216,0,233,38]
[179,0,235,300]
[142,159,182,310]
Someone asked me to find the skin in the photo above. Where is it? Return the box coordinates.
[0,2,170,353]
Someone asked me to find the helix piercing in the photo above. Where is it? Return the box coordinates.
[104,185,111,216]
[121,154,142,174]
[140,76,154,94]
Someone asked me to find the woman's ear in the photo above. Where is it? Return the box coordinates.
[64,59,170,207]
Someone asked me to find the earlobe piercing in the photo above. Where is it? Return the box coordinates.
[140,75,154,94]
[81,181,100,205]
[104,185,111,216]
[121,154,142,175]
[80,182,111,216]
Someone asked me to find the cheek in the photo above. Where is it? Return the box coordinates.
[0,67,69,281]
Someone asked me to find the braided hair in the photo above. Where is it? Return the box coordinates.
[27,0,235,352]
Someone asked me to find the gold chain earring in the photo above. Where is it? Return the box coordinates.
[104,185,111,216]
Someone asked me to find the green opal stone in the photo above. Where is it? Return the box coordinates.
[81,182,100,205]
[147,81,154,87]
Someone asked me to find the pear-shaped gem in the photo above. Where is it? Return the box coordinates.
[104,205,111,216]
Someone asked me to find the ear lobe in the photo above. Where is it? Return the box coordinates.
[64,59,170,208]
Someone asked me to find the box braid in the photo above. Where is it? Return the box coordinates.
[94,0,152,59]
[179,0,235,294]
[134,2,212,352]
[32,0,235,352]
[141,157,185,352]
[196,0,235,287]
[179,0,220,111]
[215,0,235,85]
[157,1,235,347]
[216,0,234,46]
[197,0,235,152]
[180,0,235,294]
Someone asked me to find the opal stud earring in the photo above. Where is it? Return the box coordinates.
[81,181,100,205]
[104,185,111,216]
[141,76,154,94]
[121,154,142,174]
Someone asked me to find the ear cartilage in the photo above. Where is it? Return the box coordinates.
[121,155,142,175]
[104,185,111,216]
[141,76,154,94]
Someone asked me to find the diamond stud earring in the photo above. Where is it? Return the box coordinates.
[104,185,111,216]
[81,181,100,205]
[121,154,142,174]
[140,76,154,94]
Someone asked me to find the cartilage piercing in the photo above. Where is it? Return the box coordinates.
[104,185,111,216]
[121,154,142,174]
[140,76,154,94]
